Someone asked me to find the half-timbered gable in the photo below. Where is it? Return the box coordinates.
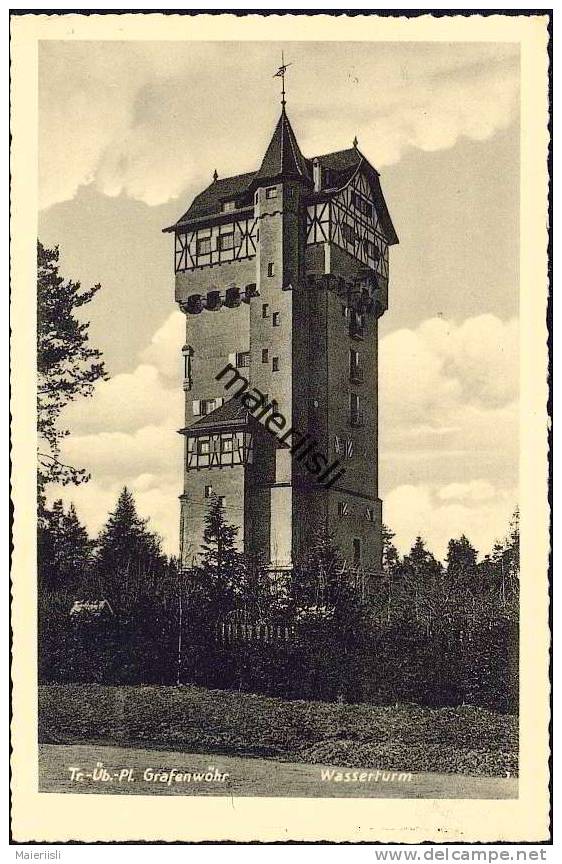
[306,164,393,281]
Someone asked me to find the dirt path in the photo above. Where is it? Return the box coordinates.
[39,743,518,799]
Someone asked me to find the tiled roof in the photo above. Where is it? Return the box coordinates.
[181,397,259,434]
[171,171,255,226]
[315,147,362,175]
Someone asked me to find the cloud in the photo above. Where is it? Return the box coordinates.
[380,314,519,441]
[39,41,519,210]
[384,482,517,560]
[379,314,519,555]
[63,363,182,435]
[437,480,496,502]
[139,311,185,383]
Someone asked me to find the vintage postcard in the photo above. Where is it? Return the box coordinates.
[10,10,551,844]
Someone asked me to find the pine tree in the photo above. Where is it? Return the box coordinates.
[382,523,400,573]
[445,535,481,633]
[38,500,93,597]
[197,496,242,618]
[489,507,520,613]
[381,523,400,623]
[54,503,93,594]
[400,536,443,628]
[37,241,107,493]
[446,535,479,594]
[95,487,165,604]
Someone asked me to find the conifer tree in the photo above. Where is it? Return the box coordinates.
[37,240,107,493]
[38,500,93,597]
[381,523,400,623]
[400,536,443,628]
[196,496,242,617]
[95,487,165,603]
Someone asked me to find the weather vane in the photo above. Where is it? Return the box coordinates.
[273,51,292,107]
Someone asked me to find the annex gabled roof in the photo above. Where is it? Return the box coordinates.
[250,107,312,188]
[179,397,266,435]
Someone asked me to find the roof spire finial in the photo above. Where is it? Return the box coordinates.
[353,135,359,149]
[273,51,292,109]
[212,169,218,182]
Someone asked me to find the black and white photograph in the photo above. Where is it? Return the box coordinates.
[10,10,551,845]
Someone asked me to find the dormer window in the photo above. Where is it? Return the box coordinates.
[221,201,236,213]
[265,187,277,200]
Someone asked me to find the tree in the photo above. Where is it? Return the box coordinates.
[95,487,166,604]
[381,523,401,623]
[445,534,481,633]
[290,530,345,614]
[399,536,443,629]
[196,496,243,618]
[487,508,520,613]
[446,535,478,587]
[38,499,94,597]
[382,523,400,573]
[37,241,107,493]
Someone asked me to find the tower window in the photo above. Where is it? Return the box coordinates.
[196,237,211,256]
[204,484,213,498]
[350,309,365,339]
[194,397,223,417]
[365,506,375,522]
[352,191,371,217]
[267,262,275,277]
[342,223,355,246]
[353,538,362,564]
[350,393,363,427]
[218,495,225,507]
[265,187,277,199]
[364,238,377,259]
[272,311,280,327]
[272,357,279,372]
[350,349,363,383]
[262,348,269,363]
[219,232,234,251]
[338,501,349,518]
[262,303,269,318]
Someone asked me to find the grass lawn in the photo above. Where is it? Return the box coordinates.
[39,683,518,778]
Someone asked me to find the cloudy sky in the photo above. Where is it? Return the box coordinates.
[38,39,520,559]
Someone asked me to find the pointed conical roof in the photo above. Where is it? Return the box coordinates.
[251,107,312,188]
